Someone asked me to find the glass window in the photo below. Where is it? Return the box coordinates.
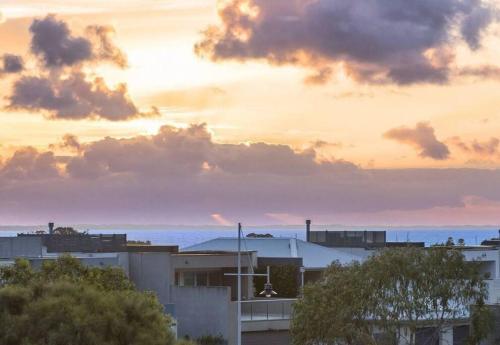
[316,231,326,243]
[197,272,208,286]
[209,271,221,286]
[183,271,195,286]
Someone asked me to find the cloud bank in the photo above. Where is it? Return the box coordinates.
[196,0,497,85]
[1,124,500,225]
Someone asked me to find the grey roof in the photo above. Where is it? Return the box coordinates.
[183,237,366,269]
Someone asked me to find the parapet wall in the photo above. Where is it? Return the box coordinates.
[171,285,235,344]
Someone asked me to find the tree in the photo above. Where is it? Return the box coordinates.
[52,226,81,235]
[291,247,492,345]
[0,255,134,291]
[0,256,176,345]
[254,265,299,298]
[446,236,455,246]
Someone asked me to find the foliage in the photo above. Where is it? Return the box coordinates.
[175,335,226,345]
[197,334,226,345]
[0,255,134,291]
[254,265,299,298]
[52,227,82,235]
[0,256,175,345]
[291,247,492,345]
[446,236,455,246]
[175,340,197,345]
[246,233,273,238]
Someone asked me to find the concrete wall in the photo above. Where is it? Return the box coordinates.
[0,237,43,258]
[171,286,236,344]
[28,255,123,270]
[242,320,290,332]
[128,252,172,305]
[242,331,290,345]
[172,253,256,270]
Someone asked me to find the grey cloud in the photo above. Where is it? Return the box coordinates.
[30,15,92,67]
[66,124,351,178]
[30,16,127,68]
[8,73,142,121]
[0,147,60,180]
[451,137,500,157]
[461,5,494,50]
[458,65,500,79]
[384,123,450,160]
[67,124,213,178]
[304,67,333,85]
[4,15,148,121]
[311,140,343,149]
[196,0,496,85]
[61,134,81,152]
[1,54,24,74]
[85,25,128,68]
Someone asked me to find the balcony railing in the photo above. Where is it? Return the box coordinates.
[241,298,296,321]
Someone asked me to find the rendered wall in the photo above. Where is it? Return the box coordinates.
[171,286,236,344]
[128,252,172,305]
[0,237,43,258]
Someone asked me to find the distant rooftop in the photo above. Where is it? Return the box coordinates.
[183,237,366,269]
[19,233,127,253]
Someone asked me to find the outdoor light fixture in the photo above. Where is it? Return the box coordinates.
[259,266,277,298]
[260,282,277,298]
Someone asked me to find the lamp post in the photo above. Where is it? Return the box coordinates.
[237,223,241,345]
[224,223,276,345]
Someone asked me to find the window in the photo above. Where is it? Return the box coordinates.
[311,231,326,243]
[197,272,208,286]
[183,271,195,286]
[209,271,221,286]
[178,271,220,287]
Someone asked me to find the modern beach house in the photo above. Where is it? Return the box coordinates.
[1,223,500,345]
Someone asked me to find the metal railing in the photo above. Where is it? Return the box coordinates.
[241,298,296,321]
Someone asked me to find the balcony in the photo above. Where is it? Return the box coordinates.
[241,298,296,321]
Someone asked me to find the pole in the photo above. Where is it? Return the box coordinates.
[237,222,242,345]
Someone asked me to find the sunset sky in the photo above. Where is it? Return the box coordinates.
[2,0,500,225]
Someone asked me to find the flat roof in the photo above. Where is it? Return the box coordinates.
[126,245,179,253]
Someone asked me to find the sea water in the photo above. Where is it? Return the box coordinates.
[2,225,497,249]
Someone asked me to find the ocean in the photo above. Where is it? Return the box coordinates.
[1,225,499,249]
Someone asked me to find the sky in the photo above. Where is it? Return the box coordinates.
[2,0,500,225]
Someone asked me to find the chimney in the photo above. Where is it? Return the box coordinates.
[306,219,311,242]
[48,222,54,235]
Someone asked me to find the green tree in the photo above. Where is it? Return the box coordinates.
[0,256,176,345]
[52,227,81,235]
[1,255,134,291]
[291,247,492,345]
[254,265,299,298]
